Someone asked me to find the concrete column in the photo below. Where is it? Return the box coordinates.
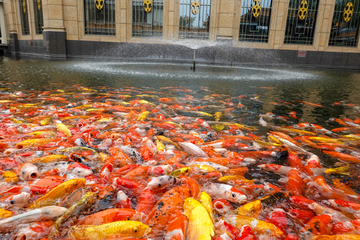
[216,0,235,40]
[272,0,288,49]
[42,0,67,59]
[317,0,335,51]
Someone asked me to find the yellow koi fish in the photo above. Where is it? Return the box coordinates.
[183,197,214,240]
[29,154,68,164]
[28,131,57,138]
[28,179,86,209]
[40,118,52,126]
[0,209,12,219]
[139,100,157,106]
[325,163,350,175]
[156,135,182,150]
[234,200,262,217]
[199,192,215,223]
[16,138,56,149]
[68,221,150,240]
[1,171,19,183]
[214,112,223,121]
[56,123,71,137]
[156,139,166,153]
[168,167,191,177]
[137,111,149,121]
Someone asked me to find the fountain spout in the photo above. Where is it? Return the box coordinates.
[192,49,196,71]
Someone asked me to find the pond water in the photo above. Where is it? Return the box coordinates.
[1,57,360,125]
[1,57,360,239]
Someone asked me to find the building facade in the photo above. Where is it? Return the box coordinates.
[0,0,360,69]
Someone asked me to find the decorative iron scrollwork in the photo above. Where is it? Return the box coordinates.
[343,2,353,22]
[22,0,26,13]
[37,0,41,10]
[143,0,152,13]
[298,0,308,20]
[252,0,261,18]
[95,0,104,10]
[191,0,200,15]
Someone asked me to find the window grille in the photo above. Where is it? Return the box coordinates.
[19,0,30,35]
[284,0,319,45]
[132,0,164,37]
[33,0,43,34]
[329,0,360,47]
[179,0,211,39]
[239,0,273,43]
[84,0,116,35]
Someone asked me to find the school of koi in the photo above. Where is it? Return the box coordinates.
[0,84,360,240]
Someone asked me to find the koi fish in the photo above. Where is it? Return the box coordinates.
[183,197,214,240]
[28,178,86,209]
[0,206,67,232]
[68,221,150,240]
[203,183,247,204]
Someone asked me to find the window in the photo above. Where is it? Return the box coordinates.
[19,0,30,35]
[84,0,116,35]
[329,0,360,47]
[33,0,43,34]
[132,0,164,37]
[284,0,319,45]
[239,0,273,43]
[179,0,211,39]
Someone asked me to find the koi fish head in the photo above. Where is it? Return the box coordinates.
[18,163,41,181]
[6,192,31,209]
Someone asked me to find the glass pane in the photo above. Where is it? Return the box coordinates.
[329,0,360,47]
[84,0,116,36]
[132,0,164,37]
[239,0,273,43]
[19,0,30,35]
[179,0,211,39]
[284,0,319,45]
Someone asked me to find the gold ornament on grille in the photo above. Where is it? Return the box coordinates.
[37,0,41,10]
[22,0,26,13]
[298,0,308,20]
[95,0,104,10]
[343,2,353,22]
[143,0,152,13]
[191,0,200,15]
[252,0,262,18]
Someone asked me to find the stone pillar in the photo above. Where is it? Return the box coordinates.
[3,0,18,56]
[216,0,235,40]
[42,0,67,59]
[0,2,7,45]
[165,0,176,40]
[9,30,19,56]
[317,0,335,51]
[272,0,288,49]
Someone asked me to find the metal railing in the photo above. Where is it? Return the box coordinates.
[19,0,30,35]
[132,0,164,37]
[84,0,116,35]
[179,0,211,39]
[33,0,43,34]
[329,0,360,47]
[239,0,273,43]
[284,0,319,45]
